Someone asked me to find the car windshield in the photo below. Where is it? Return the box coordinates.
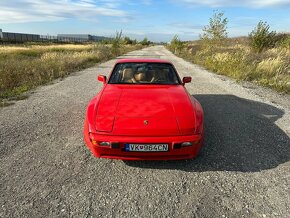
[108,62,181,85]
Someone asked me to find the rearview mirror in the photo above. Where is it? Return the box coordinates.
[98,75,107,84]
[182,77,192,84]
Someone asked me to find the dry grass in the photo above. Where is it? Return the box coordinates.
[0,43,143,99]
[171,38,290,94]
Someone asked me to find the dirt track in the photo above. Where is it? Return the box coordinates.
[1,46,290,217]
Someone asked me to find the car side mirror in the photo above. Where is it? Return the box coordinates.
[98,75,107,84]
[182,77,192,84]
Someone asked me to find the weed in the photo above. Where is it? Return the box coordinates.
[0,43,143,100]
[168,39,290,94]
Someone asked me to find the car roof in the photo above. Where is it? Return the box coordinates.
[115,58,172,64]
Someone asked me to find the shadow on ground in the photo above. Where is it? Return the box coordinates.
[124,94,290,172]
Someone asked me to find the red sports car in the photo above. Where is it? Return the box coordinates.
[84,59,204,160]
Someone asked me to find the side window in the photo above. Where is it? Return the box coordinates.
[109,64,121,83]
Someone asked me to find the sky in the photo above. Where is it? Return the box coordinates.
[0,0,290,42]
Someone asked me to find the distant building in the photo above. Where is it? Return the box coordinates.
[0,29,109,43]
[0,29,40,42]
[57,34,107,42]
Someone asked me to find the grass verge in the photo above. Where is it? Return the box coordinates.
[0,43,144,100]
[168,38,290,94]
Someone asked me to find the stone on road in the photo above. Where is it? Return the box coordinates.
[1,46,290,217]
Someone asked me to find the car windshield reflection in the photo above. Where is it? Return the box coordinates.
[109,63,181,85]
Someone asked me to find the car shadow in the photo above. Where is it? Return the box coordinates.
[124,94,290,172]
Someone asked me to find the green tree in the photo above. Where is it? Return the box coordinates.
[140,37,150,46]
[123,36,133,45]
[249,21,277,52]
[201,10,228,43]
[170,35,184,55]
[111,30,123,55]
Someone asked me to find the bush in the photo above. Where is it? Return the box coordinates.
[111,30,123,56]
[249,21,277,52]
[140,37,150,46]
[170,35,184,55]
[280,36,290,49]
[123,36,138,45]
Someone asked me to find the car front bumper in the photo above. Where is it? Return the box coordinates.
[84,123,203,160]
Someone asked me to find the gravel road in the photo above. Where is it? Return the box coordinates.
[1,46,290,217]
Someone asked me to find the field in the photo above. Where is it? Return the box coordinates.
[0,43,143,102]
[169,37,290,94]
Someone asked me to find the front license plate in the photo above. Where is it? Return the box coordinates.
[125,144,169,152]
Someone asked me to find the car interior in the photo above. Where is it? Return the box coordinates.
[110,63,180,84]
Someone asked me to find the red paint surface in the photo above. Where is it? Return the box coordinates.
[84,59,204,160]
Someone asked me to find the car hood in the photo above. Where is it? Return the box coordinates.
[95,85,196,136]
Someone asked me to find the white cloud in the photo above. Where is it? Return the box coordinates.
[168,22,204,30]
[141,0,152,5]
[175,0,290,8]
[0,0,130,23]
